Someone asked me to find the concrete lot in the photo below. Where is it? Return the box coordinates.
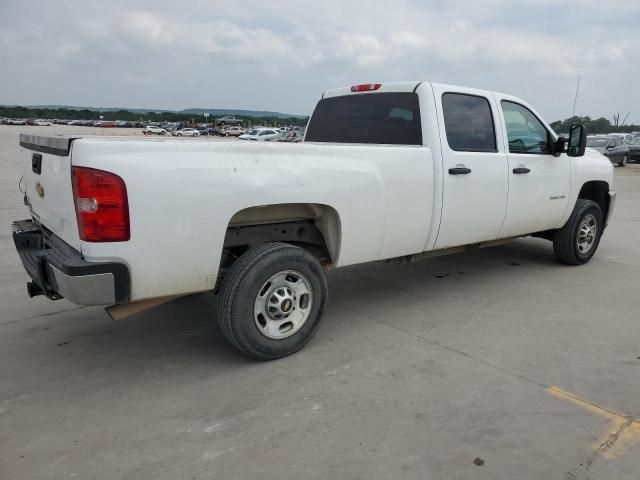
[1,125,639,480]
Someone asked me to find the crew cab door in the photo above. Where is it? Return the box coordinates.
[495,97,570,237]
[432,86,509,249]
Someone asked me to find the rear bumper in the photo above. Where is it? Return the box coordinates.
[12,219,130,305]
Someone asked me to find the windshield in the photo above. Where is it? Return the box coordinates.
[586,138,608,147]
[247,130,259,135]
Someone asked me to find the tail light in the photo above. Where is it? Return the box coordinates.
[350,83,381,92]
[71,166,130,242]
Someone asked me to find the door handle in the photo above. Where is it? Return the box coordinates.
[512,167,531,174]
[448,167,471,175]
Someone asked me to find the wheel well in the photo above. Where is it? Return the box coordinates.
[220,203,341,273]
[578,181,610,222]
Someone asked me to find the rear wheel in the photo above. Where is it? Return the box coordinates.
[553,199,603,265]
[619,154,628,167]
[217,243,328,360]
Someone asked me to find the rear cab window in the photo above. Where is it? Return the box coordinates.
[305,92,422,145]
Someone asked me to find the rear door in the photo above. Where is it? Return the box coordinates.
[495,98,570,237]
[18,134,81,249]
[432,85,509,249]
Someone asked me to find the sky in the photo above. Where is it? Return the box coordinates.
[0,0,638,122]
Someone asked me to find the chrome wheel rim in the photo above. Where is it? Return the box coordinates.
[254,270,313,339]
[577,214,597,254]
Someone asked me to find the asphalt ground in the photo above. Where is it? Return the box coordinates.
[1,125,639,480]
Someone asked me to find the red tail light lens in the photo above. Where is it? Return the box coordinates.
[350,83,381,92]
[72,166,130,242]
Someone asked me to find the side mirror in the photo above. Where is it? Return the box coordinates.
[551,136,566,157]
[606,144,614,150]
[567,124,587,157]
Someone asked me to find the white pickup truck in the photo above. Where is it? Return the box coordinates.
[12,81,615,360]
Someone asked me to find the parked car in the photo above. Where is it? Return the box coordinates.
[172,128,200,137]
[33,120,53,126]
[221,126,246,137]
[627,138,640,163]
[239,128,282,141]
[142,125,167,135]
[11,81,613,360]
[586,135,629,167]
[197,127,221,136]
[216,116,243,127]
[608,133,633,144]
[6,118,27,125]
[280,131,304,142]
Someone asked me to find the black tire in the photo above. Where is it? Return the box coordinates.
[177,133,182,137]
[217,243,328,360]
[619,154,628,167]
[553,199,603,265]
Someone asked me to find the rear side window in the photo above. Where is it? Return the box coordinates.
[305,93,422,145]
[442,93,497,152]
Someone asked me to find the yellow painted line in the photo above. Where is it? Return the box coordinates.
[547,386,640,460]
[547,386,623,420]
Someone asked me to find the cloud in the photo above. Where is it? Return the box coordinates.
[0,0,637,122]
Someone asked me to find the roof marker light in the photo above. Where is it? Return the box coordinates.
[350,83,382,92]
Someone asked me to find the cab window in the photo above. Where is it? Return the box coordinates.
[501,101,550,154]
[442,93,497,152]
[305,93,422,145]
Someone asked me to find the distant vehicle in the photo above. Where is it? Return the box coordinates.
[6,118,27,125]
[627,137,640,163]
[239,128,282,141]
[197,127,221,136]
[608,133,633,144]
[33,120,53,126]
[216,116,243,127]
[221,126,245,137]
[142,125,167,135]
[280,131,304,142]
[172,128,200,137]
[586,136,629,167]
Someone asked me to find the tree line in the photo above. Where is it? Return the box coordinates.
[549,116,639,134]
[0,105,309,127]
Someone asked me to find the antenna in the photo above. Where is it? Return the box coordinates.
[571,74,580,117]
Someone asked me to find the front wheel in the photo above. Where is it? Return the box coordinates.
[553,199,603,265]
[217,243,328,360]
